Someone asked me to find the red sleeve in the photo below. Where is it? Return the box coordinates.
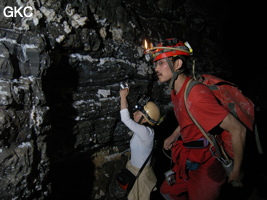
[187,84,229,132]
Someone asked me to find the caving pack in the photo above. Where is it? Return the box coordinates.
[184,74,255,160]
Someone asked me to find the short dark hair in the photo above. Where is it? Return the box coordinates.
[171,56,191,76]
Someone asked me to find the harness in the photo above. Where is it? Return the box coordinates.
[183,138,209,148]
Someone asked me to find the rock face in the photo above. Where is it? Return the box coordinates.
[0,0,264,200]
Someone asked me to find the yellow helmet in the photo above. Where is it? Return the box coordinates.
[142,101,160,126]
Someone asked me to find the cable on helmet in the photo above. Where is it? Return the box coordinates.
[144,38,193,62]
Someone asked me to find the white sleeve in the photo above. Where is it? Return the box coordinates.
[120,109,154,141]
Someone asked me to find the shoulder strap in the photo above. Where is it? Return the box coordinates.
[183,79,230,164]
[136,147,153,179]
[184,79,214,145]
[184,79,202,101]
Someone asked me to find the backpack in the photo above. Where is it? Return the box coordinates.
[184,74,255,159]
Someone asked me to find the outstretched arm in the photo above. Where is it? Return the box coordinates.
[120,88,129,110]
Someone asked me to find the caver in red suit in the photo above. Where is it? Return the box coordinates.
[160,77,228,200]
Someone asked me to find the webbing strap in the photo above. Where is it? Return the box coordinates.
[184,79,230,164]
[184,79,214,145]
[165,57,185,90]
[136,148,153,178]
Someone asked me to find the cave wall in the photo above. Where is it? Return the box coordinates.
[0,0,265,199]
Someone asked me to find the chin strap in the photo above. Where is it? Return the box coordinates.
[165,57,185,90]
[138,115,144,124]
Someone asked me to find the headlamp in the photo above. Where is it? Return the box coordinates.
[133,95,150,111]
[145,53,154,62]
[134,103,143,111]
[184,41,193,54]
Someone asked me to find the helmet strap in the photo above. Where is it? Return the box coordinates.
[138,115,144,124]
[165,57,185,90]
[141,110,158,125]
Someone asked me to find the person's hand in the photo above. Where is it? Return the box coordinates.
[120,88,129,99]
[228,170,243,187]
[163,135,177,150]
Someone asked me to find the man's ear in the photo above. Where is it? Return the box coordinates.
[173,59,183,71]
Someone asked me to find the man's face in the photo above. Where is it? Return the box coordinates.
[154,58,173,83]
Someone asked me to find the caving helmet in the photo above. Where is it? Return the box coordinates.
[144,38,193,89]
[142,102,160,126]
[134,95,160,126]
[144,38,193,63]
